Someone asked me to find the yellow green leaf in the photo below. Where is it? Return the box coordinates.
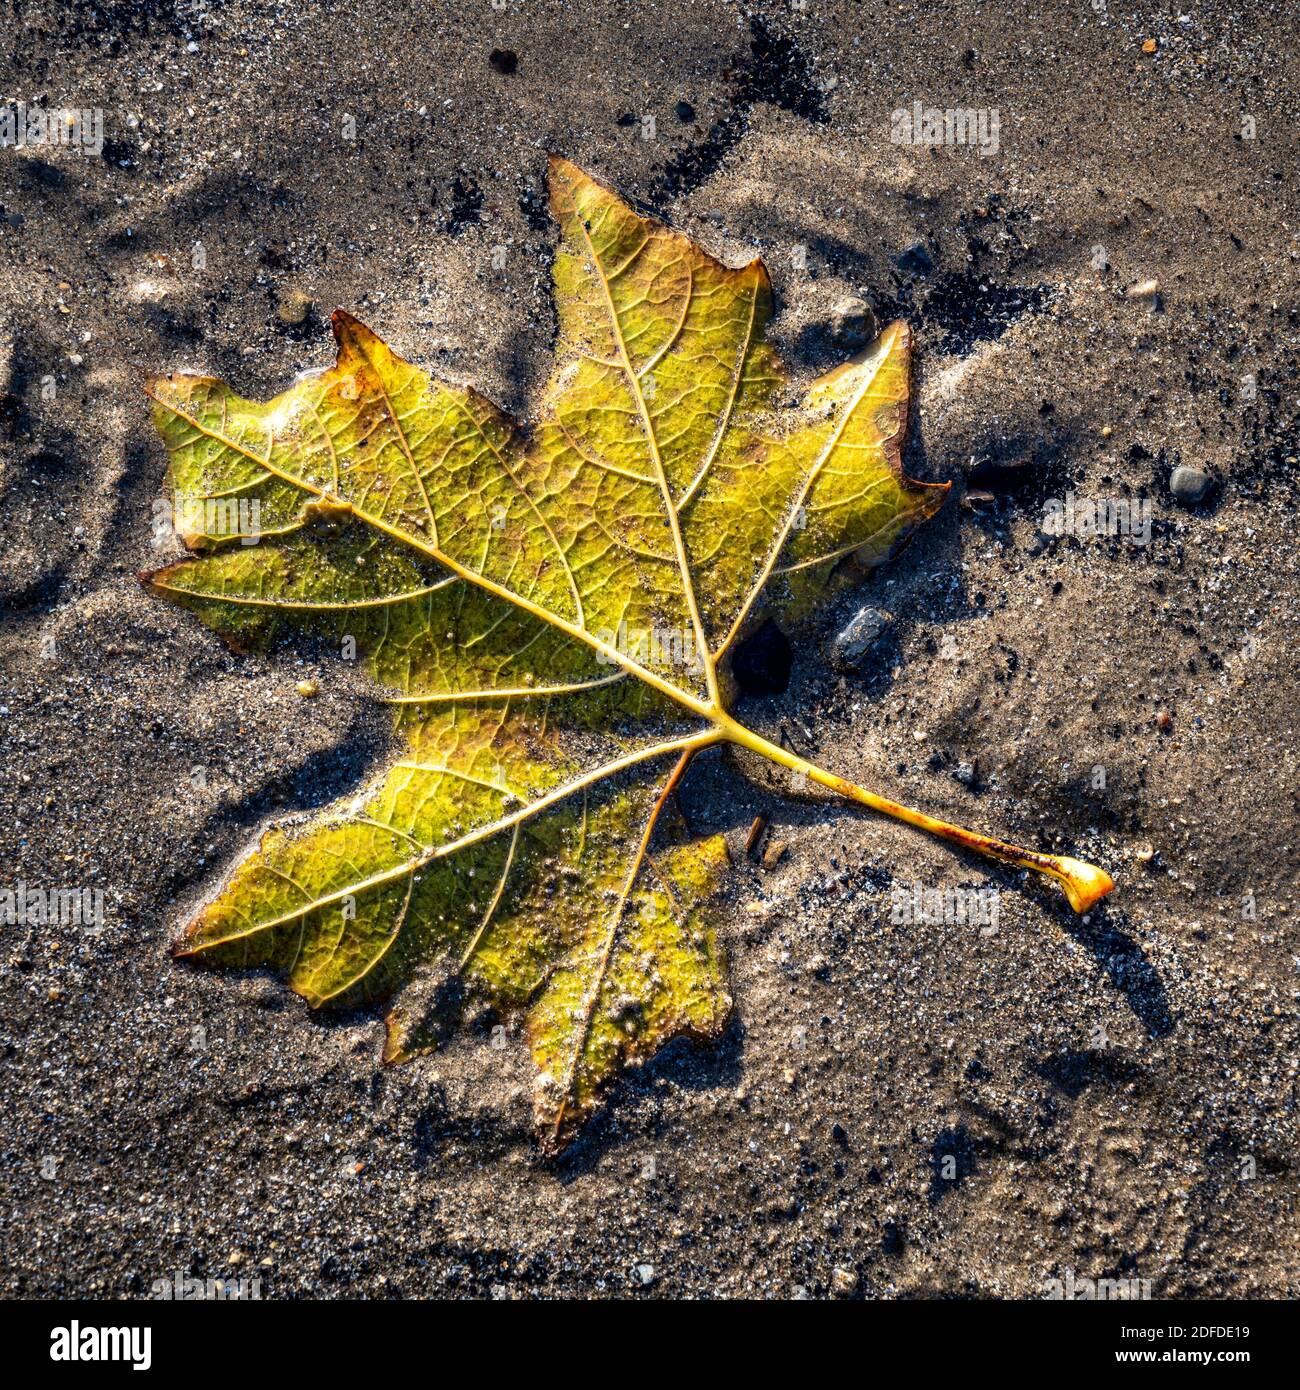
[145,157,1113,1150]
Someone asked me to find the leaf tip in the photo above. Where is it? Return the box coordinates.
[546,155,615,222]
[545,154,585,215]
[330,308,397,383]
[545,151,581,184]
[921,477,954,508]
[745,255,774,298]
[330,306,369,346]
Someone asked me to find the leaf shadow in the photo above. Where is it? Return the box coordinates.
[1049,898,1174,1039]
[157,692,396,941]
[552,1011,746,1177]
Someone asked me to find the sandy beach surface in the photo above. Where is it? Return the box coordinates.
[2,0,1298,1298]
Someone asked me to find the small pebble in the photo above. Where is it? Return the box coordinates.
[674,99,695,122]
[1156,710,1173,732]
[761,839,788,871]
[831,1266,859,1297]
[1169,464,1212,504]
[744,813,768,859]
[276,288,313,326]
[296,679,319,698]
[831,605,891,672]
[828,295,877,350]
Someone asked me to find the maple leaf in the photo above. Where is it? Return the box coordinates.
[143,158,1114,1149]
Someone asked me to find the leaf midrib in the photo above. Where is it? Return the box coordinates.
[148,386,716,722]
[558,182,720,708]
[176,726,720,954]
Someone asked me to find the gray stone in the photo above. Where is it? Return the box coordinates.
[831,606,891,672]
[828,296,877,350]
[1169,464,1212,505]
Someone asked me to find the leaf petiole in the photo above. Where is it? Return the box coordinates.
[715,713,1115,914]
